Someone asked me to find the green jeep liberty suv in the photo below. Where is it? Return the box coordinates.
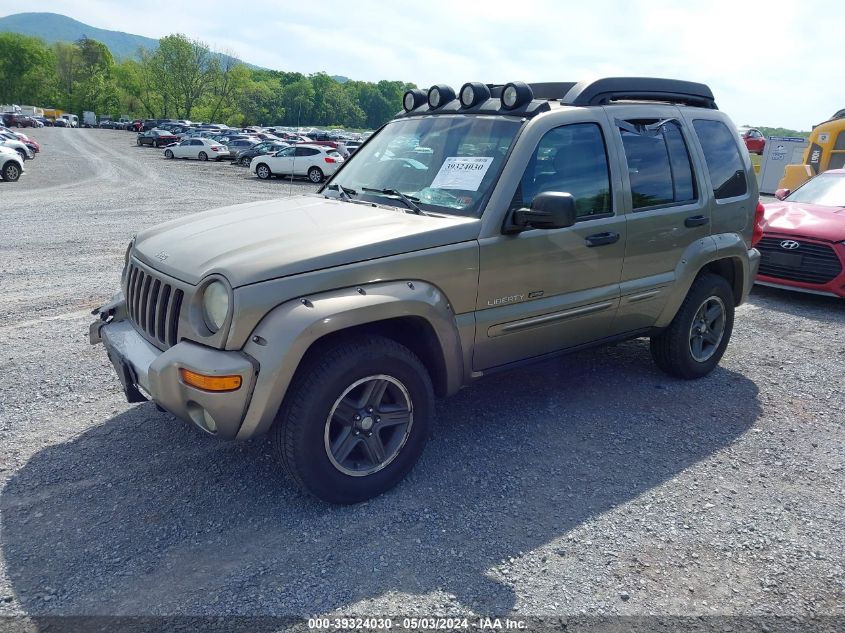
[91,77,763,503]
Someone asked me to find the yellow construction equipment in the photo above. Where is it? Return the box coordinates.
[779,109,845,190]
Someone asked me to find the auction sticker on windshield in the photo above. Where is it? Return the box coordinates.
[430,156,494,190]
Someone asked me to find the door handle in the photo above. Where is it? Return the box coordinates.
[584,232,620,247]
[684,215,709,228]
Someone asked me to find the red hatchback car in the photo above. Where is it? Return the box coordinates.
[738,127,766,155]
[757,169,845,298]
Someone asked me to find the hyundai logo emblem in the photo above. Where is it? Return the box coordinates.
[779,240,800,250]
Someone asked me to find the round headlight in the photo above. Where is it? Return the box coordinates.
[502,85,518,108]
[202,280,230,332]
[427,84,455,109]
[429,87,441,108]
[500,81,533,110]
[459,82,491,108]
[402,89,426,112]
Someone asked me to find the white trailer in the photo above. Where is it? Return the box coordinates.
[83,111,97,128]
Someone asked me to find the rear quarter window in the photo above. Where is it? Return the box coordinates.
[692,119,748,199]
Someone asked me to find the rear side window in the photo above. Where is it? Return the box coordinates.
[692,119,748,199]
[619,120,697,210]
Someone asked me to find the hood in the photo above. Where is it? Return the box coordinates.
[134,195,480,287]
[763,201,845,243]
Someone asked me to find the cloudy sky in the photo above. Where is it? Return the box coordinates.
[3,0,840,130]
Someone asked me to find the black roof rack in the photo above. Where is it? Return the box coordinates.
[560,77,717,109]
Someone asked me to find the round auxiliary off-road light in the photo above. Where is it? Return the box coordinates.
[428,84,456,109]
[501,81,533,109]
[403,89,426,112]
[459,82,491,108]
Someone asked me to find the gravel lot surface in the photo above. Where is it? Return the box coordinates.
[0,129,843,624]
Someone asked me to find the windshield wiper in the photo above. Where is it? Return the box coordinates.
[326,183,357,202]
[361,187,423,215]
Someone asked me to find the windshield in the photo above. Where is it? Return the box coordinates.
[787,172,845,207]
[325,115,523,217]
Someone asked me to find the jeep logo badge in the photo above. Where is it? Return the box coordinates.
[779,240,800,250]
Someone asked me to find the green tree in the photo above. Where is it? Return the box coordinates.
[153,34,218,119]
[0,33,57,105]
[279,78,315,125]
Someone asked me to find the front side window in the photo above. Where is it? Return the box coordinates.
[619,119,697,210]
[692,119,748,199]
[511,123,612,219]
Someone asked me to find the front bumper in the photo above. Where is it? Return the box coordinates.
[91,305,257,439]
[756,238,845,299]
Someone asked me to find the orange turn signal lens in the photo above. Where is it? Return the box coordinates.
[179,368,242,392]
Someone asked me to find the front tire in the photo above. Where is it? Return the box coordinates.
[164,149,174,159]
[2,161,21,182]
[272,335,434,504]
[650,273,735,379]
[255,163,271,179]
[308,166,324,183]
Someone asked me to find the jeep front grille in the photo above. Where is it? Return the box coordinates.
[758,237,843,285]
[125,263,184,348]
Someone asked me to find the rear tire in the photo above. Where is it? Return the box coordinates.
[308,166,324,183]
[198,151,208,161]
[272,335,434,504]
[2,161,21,182]
[650,273,735,379]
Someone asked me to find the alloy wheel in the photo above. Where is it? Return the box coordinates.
[324,375,414,477]
[688,296,726,362]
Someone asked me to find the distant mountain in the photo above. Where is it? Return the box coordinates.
[0,12,159,59]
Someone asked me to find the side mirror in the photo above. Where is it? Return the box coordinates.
[774,188,790,201]
[512,192,577,230]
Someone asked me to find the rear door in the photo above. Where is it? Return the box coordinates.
[604,104,711,331]
[293,147,320,175]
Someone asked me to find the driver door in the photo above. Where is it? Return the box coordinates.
[269,147,295,174]
[474,120,627,371]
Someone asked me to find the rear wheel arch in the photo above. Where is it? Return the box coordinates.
[698,256,745,306]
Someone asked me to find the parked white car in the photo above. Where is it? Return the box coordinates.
[0,146,24,181]
[163,138,230,161]
[0,136,33,161]
[250,144,344,183]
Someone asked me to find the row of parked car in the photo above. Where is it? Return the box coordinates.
[134,124,364,183]
[0,124,41,182]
